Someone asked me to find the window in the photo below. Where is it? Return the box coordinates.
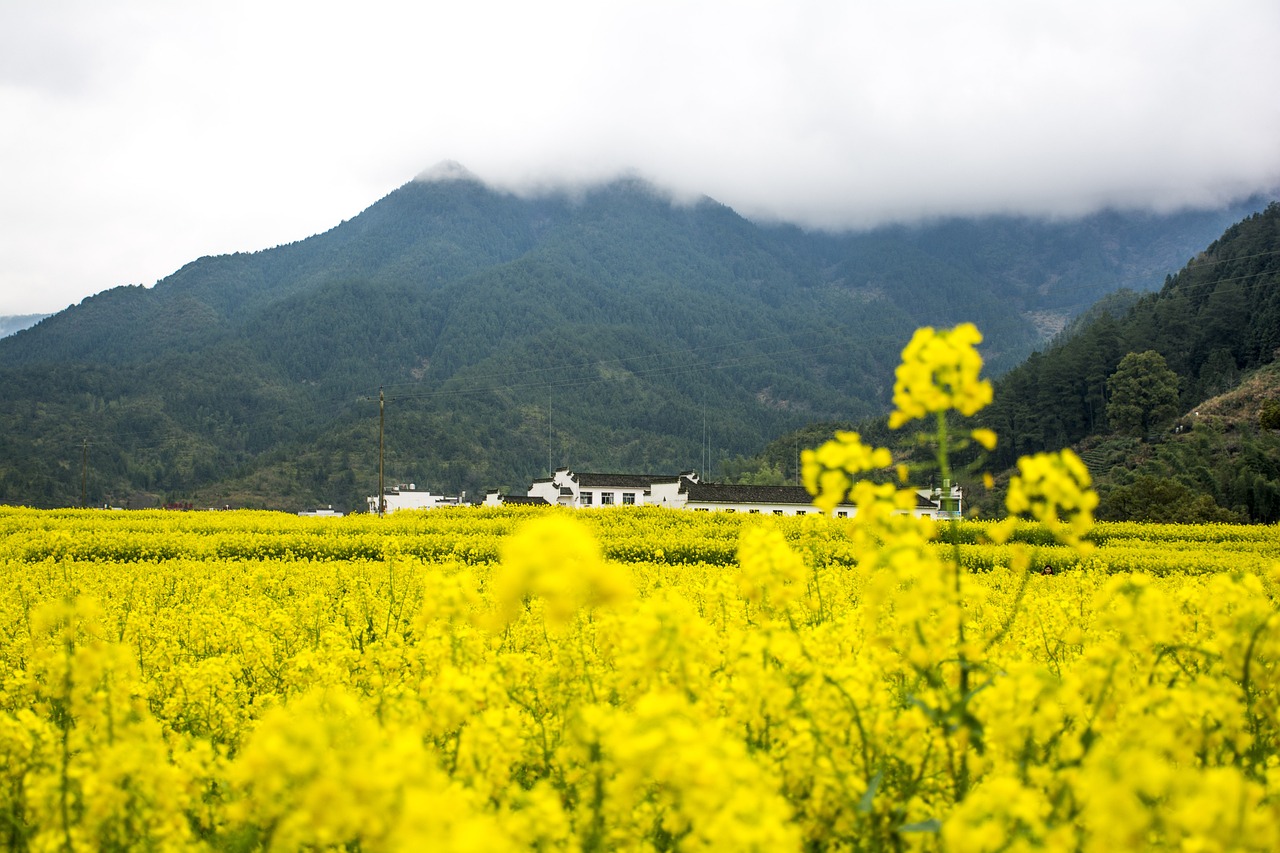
[695,507,709,512]
[773,510,784,516]
[836,511,848,518]
[581,492,593,506]
[749,509,760,514]
[601,492,614,505]
[796,510,805,515]
[725,508,735,513]
[622,492,635,505]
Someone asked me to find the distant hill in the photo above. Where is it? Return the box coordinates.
[0,167,1270,510]
[978,202,1280,522]
[0,314,51,338]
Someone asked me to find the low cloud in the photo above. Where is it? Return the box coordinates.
[1,0,1278,313]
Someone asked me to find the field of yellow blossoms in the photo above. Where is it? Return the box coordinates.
[2,324,1278,851]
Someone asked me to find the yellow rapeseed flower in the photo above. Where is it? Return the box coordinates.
[995,448,1098,554]
[800,430,892,515]
[971,428,998,451]
[489,513,631,630]
[737,524,807,608]
[888,323,993,429]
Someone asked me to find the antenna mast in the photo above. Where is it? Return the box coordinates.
[702,411,708,479]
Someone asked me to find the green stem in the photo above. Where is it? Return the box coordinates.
[936,410,971,801]
[60,633,75,852]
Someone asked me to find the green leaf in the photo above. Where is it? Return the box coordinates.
[856,769,883,814]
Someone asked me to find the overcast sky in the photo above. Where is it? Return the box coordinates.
[2,0,1278,316]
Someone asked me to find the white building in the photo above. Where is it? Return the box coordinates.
[487,468,961,519]
[367,483,466,514]
[298,505,344,517]
[519,469,699,509]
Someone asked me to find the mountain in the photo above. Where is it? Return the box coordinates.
[0,167,1270,510]
[977,202,1280,522]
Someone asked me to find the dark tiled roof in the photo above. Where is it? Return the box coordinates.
[574,472,676,488]
[501,495,551,505]
[682,481,939,510]
[682,482,832,506]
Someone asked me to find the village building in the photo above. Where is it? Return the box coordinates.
[297,505,344,517]
[518,470,697,509]
[366,483,466,514]
[484,468,961,519]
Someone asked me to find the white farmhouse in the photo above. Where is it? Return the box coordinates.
[488,468,961,519]
[367,483,466,514]
[522,469,699,509]
[483,491,553,507]
[298,505,344,517]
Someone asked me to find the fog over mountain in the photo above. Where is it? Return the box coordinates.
[0,314,50,338]
[0,169,1270,510]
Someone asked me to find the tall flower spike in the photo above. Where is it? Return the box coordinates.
[888,323,993,429]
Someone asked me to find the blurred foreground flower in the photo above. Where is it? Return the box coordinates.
[488,513,632,629]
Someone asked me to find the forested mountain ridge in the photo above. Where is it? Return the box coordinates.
[0,166,1270,510]
[977,202,1280,522]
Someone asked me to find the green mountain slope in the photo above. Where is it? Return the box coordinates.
[978,202,1280,521]
[0,169,1269,511]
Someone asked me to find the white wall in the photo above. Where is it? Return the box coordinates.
[366,486,461,513]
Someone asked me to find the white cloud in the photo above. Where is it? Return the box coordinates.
[1,0,1278,313]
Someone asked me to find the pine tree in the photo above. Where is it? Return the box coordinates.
[1106,351,1180,437]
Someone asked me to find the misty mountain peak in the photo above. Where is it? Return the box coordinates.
[415,160,481,184]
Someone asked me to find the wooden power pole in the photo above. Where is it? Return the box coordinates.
[378,387,385,516]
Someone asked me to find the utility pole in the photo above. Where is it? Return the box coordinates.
[81,438,88,508]
[378,387,385,516]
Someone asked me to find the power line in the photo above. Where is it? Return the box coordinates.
[372,338,870,404]
[363,248,1280,403]
[369,329,823,396]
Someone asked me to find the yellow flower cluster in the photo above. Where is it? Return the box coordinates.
[800,431,893,515]
[489,514,632,629]
[997,448,1099,554]
[736,523,808,608]
[888,322,994,428]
